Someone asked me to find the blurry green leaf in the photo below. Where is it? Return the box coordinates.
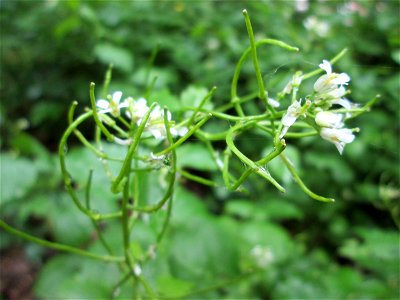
[392,49,400,64]
[65,146,120,213]
[131,68,178,91]
[18,194,53,222]
[180,85,213,109]
[176,143,217,171]
[225,200,255,219]
[30,102,64,126]
[53,16,80,39]
[150,88,181,112]
[169,215,238,281]
[268,146,300,185]
[339,228,399,280]
[10,132,50,160]
[240,221,295,262]
[0,153,38,204]
[49,194,93,246]
[262,199,303,221]
[304,152,354,184]
[34,254,118,299]
[34,255,81,299]
[156,276,194,297]
[172,185,208,225]
[94,43,134,73]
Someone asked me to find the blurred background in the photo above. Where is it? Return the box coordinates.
[1,1,399,299]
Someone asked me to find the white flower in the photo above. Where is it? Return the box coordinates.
[320,127,355,155]
[145,106,171,139]
[315,111,344,128]
[304,16,330,37]
[268,98,280,108]
[170,126,189,137]
[96,91,128,118]
[280,100,302,138]
[295,0,309,12]
[250,245,274,268]
[282,72,303,95]
[126,97,149,122]
[133,263,142,276]
[314,60,350,94]
[150,152,165,161]
[331,97,359,118]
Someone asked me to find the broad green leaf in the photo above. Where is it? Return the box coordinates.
[176,143,218,171]
[180,85,214,109]
[0,153,38,204]
[240,221,295,262]
[156,276,194,297]
[339,228,399,279]
[94,43,134,73]
[224,200,255,219]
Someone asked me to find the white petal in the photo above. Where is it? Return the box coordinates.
[320,127,355,154]
[319,60,332,74]
[331,97,352,110]
[327,85,346,99]
[282,114,297,127]
[148,126,165,140]
[315,111,343,128]
[268,98,280,108]
[279,126,290,139]
[314,74,330,92]
[112,91,123,104]
[332,73,350,85]
[118,100,129,109]
[96,99,110,109]
[338,128,355,143]
[334,142,345,155]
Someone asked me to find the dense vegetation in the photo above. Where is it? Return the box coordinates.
[1,1,399,299]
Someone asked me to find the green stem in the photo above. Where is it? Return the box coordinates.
[89,82,115,142]
[157,108,176,244]
[187,86,217,127]
[225,122,285,192]
[68,102,107,158]
[179,169,217,187]
[85,170,115,256]
[102,64,113,98]
[280,153,335,202]
[111,102,158,194]
[0,220,124,262]
[242,9,272,113]
[59,111,122,221]
[154,113,212,156]
[231,29,299,114]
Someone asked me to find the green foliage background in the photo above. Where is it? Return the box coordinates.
[1,0,399,299]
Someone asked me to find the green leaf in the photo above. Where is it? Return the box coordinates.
[0,153,38,204]
[262,199,303,221]
[94,43,134,73]
[224,199,255,219]
[240,221,295,262]
[180,85,213,109]
[150,88,181,112]
[34,254,118,299]
[339,228,399,279]
[176,142,218,171]
[156,276,194,297]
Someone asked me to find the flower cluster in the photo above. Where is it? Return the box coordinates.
[280,60,357,154]
[96,92,187,141]
[250,245,274,269]
[313,60,356,154]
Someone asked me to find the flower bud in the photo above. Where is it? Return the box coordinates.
[315,111,344,128]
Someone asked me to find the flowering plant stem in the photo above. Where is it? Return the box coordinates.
[0,8,376,299]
